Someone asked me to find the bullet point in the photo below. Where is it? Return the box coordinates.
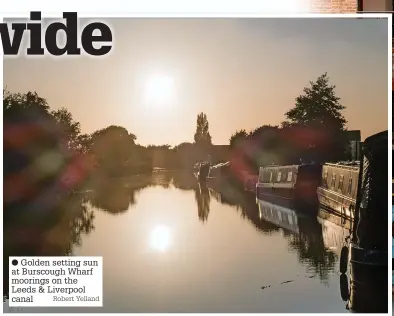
[12,259,18,266]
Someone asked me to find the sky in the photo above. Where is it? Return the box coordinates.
[3,18,389,146]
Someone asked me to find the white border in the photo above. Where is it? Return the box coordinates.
[0,3,391,315]
[1,12,392,18]
[389,10,393,314]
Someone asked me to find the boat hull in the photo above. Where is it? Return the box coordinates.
[316,187,355,221]
[256,185,293,201]
[346,243,388,313]
[256,183,318,214]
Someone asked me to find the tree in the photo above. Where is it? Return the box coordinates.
[248,125,279,146]
[4,89,50,120]
[282,73,347,131]
[76,133,92,154]
[146,144,173,169]
[233,125,284,172]
[51,108,82,151]
[89,125,144,177]
[3,91,87,209]
[193,112,212,146]
[229,129,248,148]
[282,73,348,162]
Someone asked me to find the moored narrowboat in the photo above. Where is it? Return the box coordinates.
[256,164,322,210]
[205,161,247,191]
[195,162,210,182]
[207,162,231,180]
[316,162,359,221]
[339,130,387,313]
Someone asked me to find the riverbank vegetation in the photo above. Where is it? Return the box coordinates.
[4,72,352,211]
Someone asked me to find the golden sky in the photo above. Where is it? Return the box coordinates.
[4,18,388,145]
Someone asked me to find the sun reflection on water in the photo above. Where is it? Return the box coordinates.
[149,225,171,252]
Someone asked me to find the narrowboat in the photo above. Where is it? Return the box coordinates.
[256,198,299,233]
[205,161,245,191]
[339,130,387,313]
[256,164,322,210]
[195,162,210,182]
[206,162,231,181]
[316,162,360,221]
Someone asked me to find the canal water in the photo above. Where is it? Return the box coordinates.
[4,171,354,313]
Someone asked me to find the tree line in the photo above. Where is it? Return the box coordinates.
[3,72,350,200]
[228,73,350,173]
[3,88,216,200]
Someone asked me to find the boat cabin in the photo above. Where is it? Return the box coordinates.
[258,164,298,188]
[256,164,322,210]
[354,130,387,250]
[316,162,359,220]
[341,131,388,313]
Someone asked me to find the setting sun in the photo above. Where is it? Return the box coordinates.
[144,74,174,106]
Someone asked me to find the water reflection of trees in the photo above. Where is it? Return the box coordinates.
[3,193,94,301]
[208,182,279,234]
[207,183,338,282]
[172,171,198,191]
[104,171,211,223]
[194,182,211,222]
[150,170,173,188]
[284,217,337,282]
[87,173,161,213]
[3,170,343,301]
[4,172,174,302]
[65,194,95,254]
[89,181,131,213]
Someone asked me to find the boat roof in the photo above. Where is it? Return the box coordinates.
[325,161,360,166]
[211,161,230,169]
[323,161,360,171]
[259,163,316,170]
[364,130,387,145]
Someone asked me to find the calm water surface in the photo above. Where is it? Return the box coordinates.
[4,171,352,313]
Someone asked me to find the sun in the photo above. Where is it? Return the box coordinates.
[144,74,174,106]
[149,225,171,252]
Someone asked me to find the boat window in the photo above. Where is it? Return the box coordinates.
[323,171,328,187]
[347,177,353,195]
[259,170,264,182]
[338,175,344,192]
[287,171,292,182]
[331,173,336,188]
[277,172,282,182]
